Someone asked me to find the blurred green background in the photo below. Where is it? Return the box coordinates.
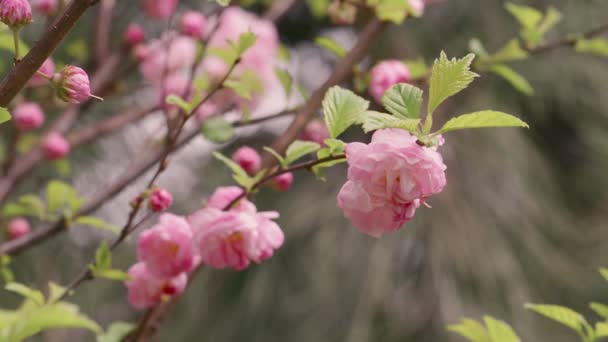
[2,0,608,341]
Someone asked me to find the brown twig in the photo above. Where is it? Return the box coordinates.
[93,0,116,65]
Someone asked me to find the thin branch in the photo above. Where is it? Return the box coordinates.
[526,23,608,54]
[93,0,116,65]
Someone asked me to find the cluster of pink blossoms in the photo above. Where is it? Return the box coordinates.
[126,187,284,309]
[337,129,447,237]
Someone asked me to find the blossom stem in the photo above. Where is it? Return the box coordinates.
[12,29,20,61]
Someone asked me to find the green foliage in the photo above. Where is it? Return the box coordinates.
[224,70,263,100]
[2,194,45,219]
[437,110,529,134]
[575,38,608,57]
[312,139,347,180]
[209,31,257,65]
[427,52,478,116]
[0,107,10,125]
[403,58,429,80]
[505,3,562,46]
[306,0,331,18]
[201,117,235,143]
[322,86,369,138]
[213,152,264,191]
[5,283,45,306]
[275,68,293,97]
[165,94,192,113]
[489,64,534,96]
[360,111,420,134]
[97,322,135,342]
[590,303,608,320]
[382,83,423,119]
[367,0,410,24]
[46,180,85,220]
[448,315,520,342]
[214,0,230,6]
[0,255,14,283]
[89,241,129,281]
[284,140,321,165]
[315,36,347,58]
[263,147,288,169]
[525,304,593,340]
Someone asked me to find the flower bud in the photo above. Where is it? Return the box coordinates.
[301,119,330,145]
[0,0,32,29]
[369,60,411,103]
[29,58,55,87]
[13,101,45,131]
[180,11,207,38]
[123,24,145,47]
[148,188,173,212]
[32,0,58,16]
[41,132,70,160]
[52,66,97,104]
[232,146,261,176]
[272,172,293,192]
[6,218,30,240]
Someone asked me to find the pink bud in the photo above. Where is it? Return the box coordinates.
[232,146,261,176]
[369,60,411,103]
[180,11,206,38]
[13,102,45,131]
[137,214,194,278]
[148,188,173,212]
[125,262,187,309]
[52,65,95,104]
[301,119,330,145]
[123,24,145,46]
[41,132,70,160]
[6,218,30,240]
[32,0,58,16]
[272,172,293,192]
[140,0,177,19]
[29,58,55,87]
[0,0,32,28]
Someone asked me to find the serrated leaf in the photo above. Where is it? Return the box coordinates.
[74,216,120,235]
[438,110,528,134]
[505,2,543,29]
[213,152,249,179]
[285,140,321,165]
[361,111,420,134]
[5,283,45,306]
[382,83,423,119]
[97,322,135,342]
[315,36,347,58]
[322,86,369,138]
[274,68,293,97]
[483,316,521,342]
[201,117,235,143]
[590,302,608,319]
[490,39,529,63]
[165,95,191,113]
[427,52,479,115]
[525,304,590,334]
[0,107,10,125]
[575,38,608,57]
[447,318,491,342]
[263,147,287,169]
[94,241,112,272]
[490,64,534,96]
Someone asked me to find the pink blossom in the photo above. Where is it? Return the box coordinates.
[124,24,145,46]
[139,34,196,82]
[6,218,30,240]
[52,66,93,104]
[158,73,191,109]
[125,262,187,309]
[137,213,194,277]
[232,146,261,176]
[337,129,446,237]
[272,172,293,192]
[369,60,411,103]
[13,102,45,131]
[408,0,425,16]
[180,11,206,38]
[245,211,284,263]
[32,0,58,16]
[148,188,173,212]
[301,119,330,145]
[140,0,178,19]
[204,186,251,212]
[41,132,70,160]
[0,0,32,28]
[29,58,55,87]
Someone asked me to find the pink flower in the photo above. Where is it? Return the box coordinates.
[6,218,30,240]
[408,0,425,16]
[369,60,411,103]
[337,129,446,237]
[137,213,194,277]
[148,188,173,212]
[13,102,45,131]
[272,172,293,192]
[140,0,178,19]
[29,58,55,87]
[52,66,93,103]
[32,0,58,16]
[180,11,206,38]
[139,34,196,82]
[301,119,330,145]
[124,24,145,46]
[158,73,191,109]
[232,146,261,176]
[204,186,251,212]
[0,0,32,28]
[41,132,70,160]
[125,262,187,309]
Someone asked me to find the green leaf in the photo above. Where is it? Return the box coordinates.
[274,68,293,97]
[208,47,238,66]
[93,269,129,281]
[600,268,608,282]
[46,180,84,218]
[490,39,529,63]
[165,95,191,113]
[483,316,521,342]
[590,302,608,320]
[469,39,489,58]
[233,31,257,56]
[323,138,346,154]
[5,283,45,306]
[53,158,72,177]
[447,318,491,342]
[322,86,369,138]
[201,117,235,143]
[360,111,420,134]
[490,64,534,96]
[382,83,423,119]
[47,282,66,304]
[74,216,120,235]
[525,304,590,335]
[505,2,543,29]
[596,322,608,338]
[97,322,135,342]
[306,0,331,17]
[285,140,321,165]
[213,152,249,179]
[438,110,529,134]
[427,52,479,115]
[263,147,288,169]
[215,0,230,6]
[0,107,10,125]
[94,241,112,272]
[575,38,608,57]
[404,58,429,80]
[315,36,347,58]
[312,147,346,180]
[368,0,408,24]
[537,7,562,35]
[223,71,263,100]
